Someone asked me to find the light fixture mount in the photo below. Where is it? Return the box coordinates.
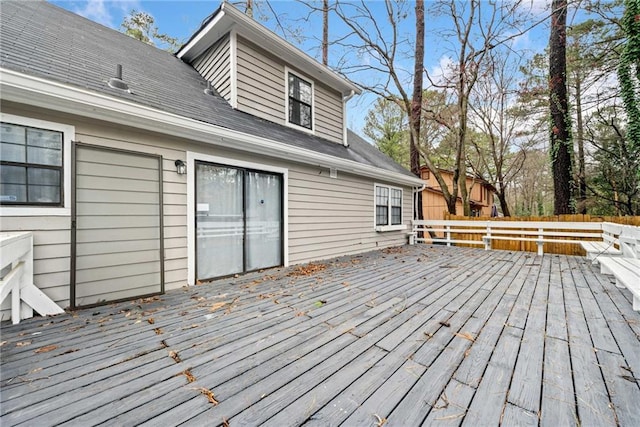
[175,159,187,175]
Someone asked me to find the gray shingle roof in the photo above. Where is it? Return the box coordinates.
[0,1,414,179]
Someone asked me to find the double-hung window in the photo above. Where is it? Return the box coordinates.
[287,71,313,131]
[375,184,404,230]
[1,122,63,206]
[0,115,72,215]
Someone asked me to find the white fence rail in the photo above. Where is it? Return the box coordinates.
[411,220,606,255]
[1,232,64,325]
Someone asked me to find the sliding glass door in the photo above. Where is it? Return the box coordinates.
[195,162,282,280]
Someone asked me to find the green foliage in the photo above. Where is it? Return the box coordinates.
[363,98,410,168]
[586,107,640,215]
[121,10,180,53]
[617,0,640,154]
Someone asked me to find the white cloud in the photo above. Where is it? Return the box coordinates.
[428,55,454,86]
[71,0,140,29]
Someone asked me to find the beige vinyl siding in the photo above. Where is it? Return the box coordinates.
[192,34,232,102]
[287,169,412,263]
[236,36,286,124]
[235,36,344,144]
[1,102,412,320]
[313,81,344,143]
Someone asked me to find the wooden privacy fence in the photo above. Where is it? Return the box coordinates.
[413,215,640,256]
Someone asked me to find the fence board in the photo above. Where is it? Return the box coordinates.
[438,214,640,256]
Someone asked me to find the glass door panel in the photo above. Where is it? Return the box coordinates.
[195,163,243,279]
[246,171,282,271]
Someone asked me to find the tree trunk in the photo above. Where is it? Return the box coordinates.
[322,0,328,66]
[497,187,511,217]
[549,0,573,214]
[412,0,425,220]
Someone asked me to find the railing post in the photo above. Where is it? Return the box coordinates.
[537,228,544,256]
[446,225,451,247]
[485,224,491,250]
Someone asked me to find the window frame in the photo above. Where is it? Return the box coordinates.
[0,114,73,216]
[284,67,315,134]
[373,183,407,232]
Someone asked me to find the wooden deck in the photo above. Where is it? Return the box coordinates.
[1,245,639,426]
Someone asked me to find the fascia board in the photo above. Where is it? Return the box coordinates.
[177,11,232,60]
[0,69,422,187]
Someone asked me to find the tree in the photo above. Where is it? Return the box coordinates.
[121,10,180,52]
[585,106,640,215]
[549,0,573,214]
[469,50,531,217]
[424,0,540,215]
[363,98,409,168]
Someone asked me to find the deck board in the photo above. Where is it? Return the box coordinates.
[2,245,640,426]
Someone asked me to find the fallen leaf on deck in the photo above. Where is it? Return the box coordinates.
[287,263,327,277]
[29,367,43,374]
[58,348,79,355]
[222,418,230,427]
[621,375,639,383]
[178,369,196,383]
[196,387,219,405]
[210,302,229,312]
[154,328,164,335]
[439,321,451,327]
[160,340,168,348]
[454,332,475,342]
[16,341,31,347]
[182,324,199,330]
[34,345,57,353]
[342,282,350,287]
[295,311,306,317]
[373,414,387,426]
[314,300,326,308]
[169,350,182,363]
[147,318,155,324]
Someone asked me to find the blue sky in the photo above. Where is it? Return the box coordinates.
[49,0,555,135]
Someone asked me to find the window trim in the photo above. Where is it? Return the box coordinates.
[0,114,73,216]
[373,183,407,232]
[284,67,315,134]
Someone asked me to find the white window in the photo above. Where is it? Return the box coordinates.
[0,114,73,216]
[285,68,314,132]
[375,184,405,231]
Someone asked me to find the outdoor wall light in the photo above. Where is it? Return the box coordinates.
[175,159,187,175]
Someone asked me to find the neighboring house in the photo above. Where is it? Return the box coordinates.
[420,167,495,219]
[0,1,423,316]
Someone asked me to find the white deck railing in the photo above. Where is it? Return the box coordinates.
[1,232,64,324]
[411,220,622,256]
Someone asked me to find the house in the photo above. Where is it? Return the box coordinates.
[0,1,424,317]
[420,167,495,219]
